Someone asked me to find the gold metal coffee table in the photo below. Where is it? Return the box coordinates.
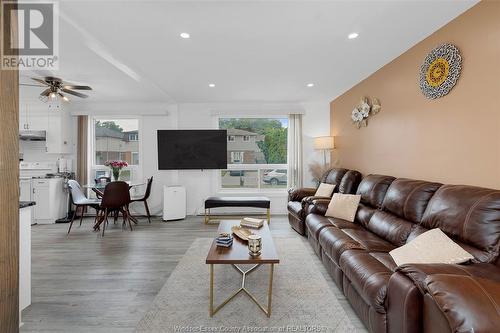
[205,220,280,317]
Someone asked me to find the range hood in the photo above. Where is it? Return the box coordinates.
[19,130,46,141]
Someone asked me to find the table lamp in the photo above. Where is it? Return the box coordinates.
[314,136,335,166]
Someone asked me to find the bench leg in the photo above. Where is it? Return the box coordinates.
[267,208,270,225]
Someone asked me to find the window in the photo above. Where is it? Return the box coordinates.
[93,118,140,166]
[231,151,244,163]
[219,117,288,190]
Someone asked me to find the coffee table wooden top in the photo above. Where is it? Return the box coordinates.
[206,220,280,265]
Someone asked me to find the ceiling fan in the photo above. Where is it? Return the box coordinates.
[20,76,92,102]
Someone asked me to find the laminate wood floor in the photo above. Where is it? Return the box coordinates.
[21,215,367,332]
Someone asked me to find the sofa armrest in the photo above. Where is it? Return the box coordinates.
[301,195,330,208]
[307,198,330,216]
[423,274,500,333]
[387,272,423,333]
[396,263,500,293]
[288,187,316,202]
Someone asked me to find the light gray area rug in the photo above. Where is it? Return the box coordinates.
[136,238,358,332]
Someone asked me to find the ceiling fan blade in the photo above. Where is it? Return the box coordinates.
[40,88,52,97]
[58,92,70,102]
[20,83,46,87]
[32,77,50,86]
[61,88,88,98]
[62,84,92,90]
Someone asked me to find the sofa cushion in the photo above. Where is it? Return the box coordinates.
[328,217,364,230]
[325,193,361,222]
[305,214,334,241]
[367,210,416,246]
[362,179,442,246]
[340,250,394,313]
[356,174,396,209]
[382,179,442,223]
[343,229,396,253]
[389,228,474,267]
[356,203,378,228]
[319,227,364,263]
[421,184,500,262]
[338,170,362,195]
[321,168,348,189]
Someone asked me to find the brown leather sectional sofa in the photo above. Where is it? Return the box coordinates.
[287,168,361,235]
[290,174,500,333]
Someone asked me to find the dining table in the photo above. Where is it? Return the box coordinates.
[82,181,146,230]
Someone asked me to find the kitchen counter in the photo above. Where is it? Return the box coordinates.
[20,201,36,209]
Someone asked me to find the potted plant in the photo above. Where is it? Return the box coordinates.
[104,160,128,181]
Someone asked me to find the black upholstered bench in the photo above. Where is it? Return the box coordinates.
[204,196,271,224]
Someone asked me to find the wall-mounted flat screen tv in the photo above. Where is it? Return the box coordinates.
[157,130,227,170]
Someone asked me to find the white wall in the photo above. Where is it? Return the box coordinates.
[69,100,330,216]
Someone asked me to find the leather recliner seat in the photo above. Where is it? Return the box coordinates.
[287,168,361,235]
[305,174,500,333]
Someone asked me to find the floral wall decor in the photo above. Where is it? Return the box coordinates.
[351,97,381,128]
[419,43,462,99]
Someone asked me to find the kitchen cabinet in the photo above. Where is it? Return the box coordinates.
[30,178,66,223]
[19,103,73,154]
[46,108,73,154]
[32,180,51,220]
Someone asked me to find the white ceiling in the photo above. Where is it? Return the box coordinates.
[20,0,478,104]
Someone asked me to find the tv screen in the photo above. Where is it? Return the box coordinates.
[157,130,227,170]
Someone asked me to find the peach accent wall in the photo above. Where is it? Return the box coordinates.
[330,1,500,188]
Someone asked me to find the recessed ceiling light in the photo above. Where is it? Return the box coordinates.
[180,32,190,39]
[348,32,359,39]
[306,83,314,87]
[208,83,215,88]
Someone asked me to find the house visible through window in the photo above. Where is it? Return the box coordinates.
[219,117,288,190]
[93,119,140,165]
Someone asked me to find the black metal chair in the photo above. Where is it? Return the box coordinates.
[131,176,153,223]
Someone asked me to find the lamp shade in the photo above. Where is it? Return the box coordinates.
[314,136,335,150]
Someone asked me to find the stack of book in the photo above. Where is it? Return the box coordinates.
[216,233,233,248]
[240,217,264,229]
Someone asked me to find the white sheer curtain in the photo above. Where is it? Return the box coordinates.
[288,114,303,188]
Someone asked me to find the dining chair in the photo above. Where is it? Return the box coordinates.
[96,181,133,236]
[67,180,101,235]
[131,176,153,223]
[92,176,111,199]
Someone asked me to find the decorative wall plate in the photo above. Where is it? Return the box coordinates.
[419,43,462,99]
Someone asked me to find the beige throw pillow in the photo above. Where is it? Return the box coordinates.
[315,183,335,197]
[389,228,474,267]
[325,193,361,222]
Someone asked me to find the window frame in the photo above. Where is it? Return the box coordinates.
[88,116,143,189]
[217,115,289,193]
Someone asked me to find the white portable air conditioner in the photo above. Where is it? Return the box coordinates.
[163,185,186,221]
